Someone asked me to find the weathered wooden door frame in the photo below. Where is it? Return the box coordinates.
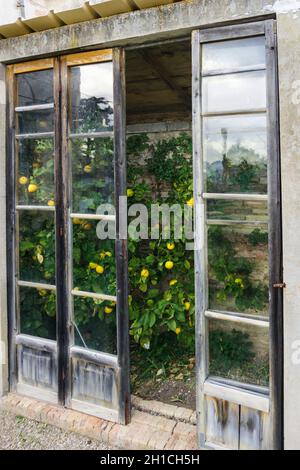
[192,20,283,450]
[6,59,60,403]
[58,48,130,424]
[6,48,130,425]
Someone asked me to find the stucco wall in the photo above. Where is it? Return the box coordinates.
[277,10,300,450]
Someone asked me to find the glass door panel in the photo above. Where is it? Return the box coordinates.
[8,61,58,403]
[62,50,129,424]
[192,21,282,450]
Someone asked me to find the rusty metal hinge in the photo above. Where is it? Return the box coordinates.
[273,282,286,289]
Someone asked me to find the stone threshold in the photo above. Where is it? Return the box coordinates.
[0,393,198,450]
[132,395,197,425]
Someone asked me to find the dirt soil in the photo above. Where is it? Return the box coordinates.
[133,374,196,410]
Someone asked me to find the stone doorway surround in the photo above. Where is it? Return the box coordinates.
[0,393,197,450]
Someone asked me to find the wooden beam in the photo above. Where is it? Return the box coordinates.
[138,49,191,109]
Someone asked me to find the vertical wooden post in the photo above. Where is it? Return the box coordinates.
[6,65,17,392]
[55,57,71,407]
[265,19,283,450]
[113,48,130,425]
[192,30,208,449]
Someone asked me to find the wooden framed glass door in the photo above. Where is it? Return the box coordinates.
[192,20,283,450]
[7,49,130,424]
[59,49,130,424]
[7,59,59,403]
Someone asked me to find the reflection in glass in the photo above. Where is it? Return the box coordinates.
[73,296,117,354]
[19,211,55,284]
[209,319,269,387]
[203,115,267,193]
[20,286,56,340]
[70,62,114,133]
[17,138,55,205]
[202,71,266,113]
[17,69,53,107]
[17,109,53,134]
[71,137,114,213]
[202,37,266,74]
[207,200,268,224]
[73,220,116,296]
[208,224,269,316]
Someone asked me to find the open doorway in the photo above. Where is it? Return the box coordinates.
[125,40,196,410]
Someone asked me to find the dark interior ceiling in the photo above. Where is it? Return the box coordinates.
[126,40,191,125]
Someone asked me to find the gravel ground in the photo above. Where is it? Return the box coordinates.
[0,410,111,450]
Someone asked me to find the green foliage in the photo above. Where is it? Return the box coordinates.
[209,327,269,386]
[248,228,269,246]
[208,226,268,313]
[207,143,267,193]
[210,328,255,371]
[72,137,114,212]
[127,133,195,349]
[147,134,192,185]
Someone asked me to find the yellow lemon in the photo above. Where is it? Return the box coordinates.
[89,262,97,269]
[73,218,82,225]
[96,265,104,274]
[104,307,113,314]
[19,176,28,185]
[187,197,194,207]
[28,183,38,193]
[84,164,92,173]
[184,302,191,311]
[169,279,178,286]
[167,242,175,251]
[175,327,181,335]
[127,189,134,197]
[38,289,47,297]
[83,223,92,231]
[105,251,112,257]
[235,278,244,288]
[100,251,106,259]
[47,200,55,207]
[165,261,174,270]
[141,268,150,279]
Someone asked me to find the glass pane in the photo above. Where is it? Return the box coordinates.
[17,109,53,134]
[20,286,56,340]
[17,138,55,205]
[70,62,114,133]
[209,319,269,387]
[202,37,266,74]
[73,296,117,354]
[19,211,55,284]
[71,137,114,213]
[208,224,269,316]
[203,114,267,193]
[207,200,268,223]
[73,219,116,296]
[17,69,53,106]
[202,71,266,113]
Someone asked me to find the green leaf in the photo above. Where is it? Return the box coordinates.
[167,319,177,333]
[149,312,156,328]
[20,241,35,252]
